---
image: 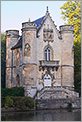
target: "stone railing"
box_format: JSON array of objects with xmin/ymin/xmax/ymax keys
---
[
  {"xmin": 38, "ymin": 86, "xmax": 62, "ymax": 99},
  {"xmin": 37, "ymin": 86, "xmax": 79, "ymax": 99},
  {"xmin": 39, "ymin": 60, "xmax": 59, "ymax": 67}
]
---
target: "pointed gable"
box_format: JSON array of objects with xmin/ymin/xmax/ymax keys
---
[{"xmin": 33, "ymin": 6, "xmax": 59, "ymax": 34}]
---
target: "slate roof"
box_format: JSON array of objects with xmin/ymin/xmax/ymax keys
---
[
  {"xmin": 11, "ymin": 36, "xmax": 22, "ymax": 50},
  {"xmin": 33, "ymin": 16, "xmax": 45, "ymax": 28},
  {"xmin": 11, "ymin": 16, "xmax": 46, "ymax": 50}
]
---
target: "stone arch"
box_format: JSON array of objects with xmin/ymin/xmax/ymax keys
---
[
  {"xmin": 43, "ymin": 74, "xmax": 52, "ymax": 87},
  {"xmin": 44, "ymin": 44, "xmax": 53, "ymax": 61}
]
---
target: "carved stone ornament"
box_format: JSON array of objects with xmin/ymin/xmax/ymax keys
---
[{"xmin": 43, "ymin": 28, "xmax": 54, "ymax": 42}]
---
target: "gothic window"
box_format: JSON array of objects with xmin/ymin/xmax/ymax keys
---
[
  {"xmin": 45, "ymin": 47, "xmax": 50, "ymax": 61},
  {"xmin": 24, "ymin": 43, "xmax": 30, "ymax": 57}
]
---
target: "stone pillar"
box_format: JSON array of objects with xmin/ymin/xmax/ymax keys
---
[
  {"xmin": 60, "ymin": 25, "xmax": 74, "ymax": 89},
  {"xmin": 6, "ymin": 30, "xmax": 19, "ymax": 88}
]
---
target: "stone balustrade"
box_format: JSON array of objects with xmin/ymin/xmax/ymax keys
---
[
  {"xmin": 36, "ymin": 86, "xmax": 79, "ymax": 99},
  {"xmin": 39, "ymin": 60, "xmax": 59, "ymax": 67}
]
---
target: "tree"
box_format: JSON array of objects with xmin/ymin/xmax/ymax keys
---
[
  {"xmin": 1, "ymin": 33, "xmax": 6, "ymax": 88},
  {"xmin": 60, "ymin": 0, "xmax": 81, "ymax": 96},
  {"xmin": 61, "ymin": 0, "xmax": 81, "ymax": 43},
  {"xmin": 74, "ymin": 41, "xmax": 81, "ymax": 96}
]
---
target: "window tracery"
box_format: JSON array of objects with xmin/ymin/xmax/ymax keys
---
[{"xmin": 44, "ymin": 45, "xmax": 53, "ymax": 61}]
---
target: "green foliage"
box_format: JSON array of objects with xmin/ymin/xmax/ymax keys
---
[
  {"xmin": 1, "ymin": 87, "xmax": 24, "ymax": 97},
  {"xmin": 1, "ymin": 33, "xmax": 6, "ymax": 88},
  {"xmin": 1, "ymin": 97, "xmax": 5, "ymax": 108},
  {"xmin": 2, "ymin": 96, "xmax": 34, "ymax": 110},
  {"xmin": 23, "ymin": 96, "xmax": 34, "ymax": 109},
  {"xmin": 74, "ymin": 41, "xmax": 81, "ymax": 96},
  {"xmin": 13, "ymin": 97, "xmax": 34, "ymax": 110},
  {"xmin": 5, "ymin": 96, "xmax": 14, "ymax": 108},
  {"xmin": 60, "ymin": 0, "xmax": 81, "ymax": 43},
  {"xmin": 60, "ymin": 0, "xmax": 81, "ymax": 95}
]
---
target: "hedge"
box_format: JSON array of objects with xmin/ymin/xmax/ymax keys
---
[
  {"xmin": 1, "ymin": 96, "xmax": 34, "ymax": 110},
  {"xmin": 1, "ymin": 87, "xmax": 24, "ymax": 97},
  {"xmin": 4, "ymin": 96, "xmax": 14, "ymax": 108}
]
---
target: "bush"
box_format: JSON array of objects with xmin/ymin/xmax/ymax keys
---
[
  {"xmin": 13, "ymin": 96, "xmax": 34, "ymax": 110},
  {"xmin": 1, "ymin": 97, "xmax": 5, "ymax": 108},
  {"xmin": 13, "ymin": 97, "xmax": 24, "ymax": 110},
  {"xmin": 1, "ymin": 87, "xmax": 24, "ymax": 97},
  {"xmin": 5, "ymin": 96, "xmax": 13, "ymax": 108},
  {"xmin": 21, "ymin": 97, "xmax": 34, "ymax": 109},
  {"xmin": 1, "ymin": 96, "xmax": 34, "ymax": 110}
]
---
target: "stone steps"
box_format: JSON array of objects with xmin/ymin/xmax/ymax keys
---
[{"xmin": 36, "ymin": 86, "xmax": 79, "ymax": 99}]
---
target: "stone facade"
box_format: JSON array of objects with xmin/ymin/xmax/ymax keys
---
[{"xmin": 6, "ymin": 7, "xmax": 78, "ymax": 98}]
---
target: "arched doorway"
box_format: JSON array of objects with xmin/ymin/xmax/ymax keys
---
[{"xmin": 43, "ymin": 74, "xmax": 52, "ymax": 87}]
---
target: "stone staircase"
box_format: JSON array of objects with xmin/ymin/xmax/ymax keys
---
[{"xmin": 36, "ymin": 86, "xmax": 79, "ymax": 99}]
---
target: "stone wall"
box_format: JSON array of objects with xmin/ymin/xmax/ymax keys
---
[
  {"xmin": 36, "ymin": 98, "xmax": 81, "ymax": 109},
  {"xmin": 22, "ymin": 64, "xmax": 37, "ymax": 86},
  {"xmin": 6, "ymin": 30, "xmax": 19, "ymax": 88}
]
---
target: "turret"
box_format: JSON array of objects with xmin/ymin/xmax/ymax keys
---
[
  {"xmin": 21, "ymin": 19, "xmax": 37, "ymax": 64},
  {"xmin": 6, "ymin": 30, "xmax": 19, "ymax": 87},
  {"xmin": 60, "ymin": 25, "xmax": 74, "ymax": 89}
]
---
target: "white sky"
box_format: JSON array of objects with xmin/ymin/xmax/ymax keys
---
[{"xmin": 1, "ymin": 1, "xmax": 66, "ymax": 35}]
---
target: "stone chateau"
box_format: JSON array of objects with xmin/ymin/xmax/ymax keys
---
[{"xmin": 6, "ymin": 7, "xmax": 79, "ymax": 99}]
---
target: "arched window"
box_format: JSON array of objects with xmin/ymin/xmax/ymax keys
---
[
  {"xmin": 24, "ymin": 43, "xmax": 30, "ymax": 57},
  {"xmin": 45, "ymin": 47, "xmax": 51, "ymax": 61}
]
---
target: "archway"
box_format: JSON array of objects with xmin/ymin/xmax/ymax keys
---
[{"xmin": 43, "ymin": 74, "xmax": 52, "ymax": 87}]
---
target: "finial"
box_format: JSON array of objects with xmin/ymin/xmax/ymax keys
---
[
  {"xmin": 46, "ymin": 6, "xmax": 49, "ymax": 13},
  {"xmin": 28, "ymin": 18, "xmax": 31, "ymax": 22}
]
